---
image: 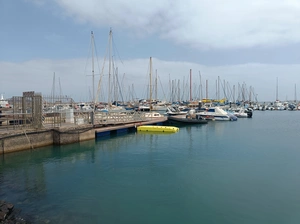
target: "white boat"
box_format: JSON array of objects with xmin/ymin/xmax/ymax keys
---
[
  {"xmin": 167, "ymin": 114, "xmax": 208, "ymax": 124},
  {"xmin": 232, "ymin": 108, "xmax": 253, "ymax": 118},
  {"xmin": 136, "ymin": 105, "xmax": 151, "ymax": 112},
  {"xmin": 165, "ymin": 106, "xmax": 188, "ymax": 116},
  {"xmin": 196, "ymin": 107, "xmax": 237, "ymax": 121},
  {"xmin": 0, "ymin": 94, "xmax": 10, "ymax": 108},
  {"xmin": 144, "ymin": 112, "xmax": 164, "ymax": 118}
]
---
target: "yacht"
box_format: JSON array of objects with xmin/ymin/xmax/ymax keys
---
[
  {"xmin": 165, "ymin": 105, "xmax": 189, "ymax": 116},
  {"xmin": 196, "ymin": 106, "xmax": 237, "ymax": 121},
  {"xmin": 0, "ymin": 94, "xmax": 10, "ymax": 108},
  {"xmin": 232, "ymin": 108, "xmax": 253, "ymax": 118}
]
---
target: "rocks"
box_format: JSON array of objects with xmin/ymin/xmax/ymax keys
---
[{"xmin": 0, "ymin": 201, "xmax": 29, "ymax": 224}]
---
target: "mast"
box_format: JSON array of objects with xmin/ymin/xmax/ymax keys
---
[
  {"xmin": 190, "ymin": 69, "xmax": 192, "ymax": 101},
  {"xmin": 199, "ymin": 71, "xmax": 202, "ymax": 100},
  {"xmin": 149, "ymin": 57, "xmax": 152, "ymax": 110},
  {"xmin": 52, "ymin": 72, "xmax": 55, "ymax": 105},
  {"xmin": 295, "ymin": 84, "xmax": 297, "ymax": 103},
  {"xmin": 91, "ymin": 31, "xmax": 95, "ymax": 103},
  {"xmin": 177, "ymin": 79, "xmax": 180, "ymax": 102},
  {"xmin": 215, "ymin": 80, "xmax": 217, "ymax": 101},
  {"xmin": 155, "ymin": 69, "xmax": 158, "ymax": 101},
  {"xmin": 233, "ymin": 85, "xmax": 235, "ymax": 103},
  {"xmin": 172, "ymin": 80, "xmax": 174, "ymax": 103},
  {"xmin": 108, "ymin": 28, "xmax": 112, "ymax": 107},
  {"xmin": 59, "ymin": 77, "xmax": 62, "ymax": 103},
  {"xmin": 168, "ymin": 74, "xmax": 171, "ymax": 102},
  {"xmin": 276, "ymin": 77, "xmax": 279, "ymax": 101},
  {"xmin": 206, "ymin": 79, "xmax": 208, "ymax": 99},
  {"xmin": 217, "ymin": 76, "xmax": 220, "ymax": 101}
]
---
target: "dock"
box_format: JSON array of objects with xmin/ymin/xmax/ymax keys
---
[
  {"xmin": 94, "ymin": 117, "xmax": 166, "ymax": 137},
  {"xmin": 0, "ymin": 115, "xmax": 167, "ymax": 154},
  {"xmin": 0, "ymin": 91, "xmax": 170, "ymax": 154}
]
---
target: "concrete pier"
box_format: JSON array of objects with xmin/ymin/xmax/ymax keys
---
[{"xmin": 0, "ymin": 117, "xmax": 167, "ymax": 154}]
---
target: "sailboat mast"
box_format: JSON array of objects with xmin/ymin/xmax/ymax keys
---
[
  {"xmin": 276, "ymin": 77, "xmax": 278, "ymax": 101},
  {"xmin": 59, "ymin": 77, "xmax": 62, "ymax": 103},
  {"xmin": 206, "ymin": 79, "xmax": 208, "ymax": 99},
  {"xmin": 149, "ymin": 57, "xmax": 152, "ymax": 109},
  {"xmin": 108, "ymin": 28, "xmax": 112, "ymax": 107},
  {"xmin": 91, "ymin": 31, "xmax": 95, "ymax": 103},
  {"xmin": 199, "ymin": 71, "xmax": 202, "ymax": 100},
  {"xmin": 295, "ymin": 84, "xmax": 297, "ymax": 102},
  {"xmin": 155, "ymin": 69, "xmax": 157, "ymax": 101},
  {"xmin": 190, "ymin": 69, "xmax": 192, "ymax": 101},
  {"xmin": 52, "ymin": 72, "xmax": 55, "ymax": 105}
]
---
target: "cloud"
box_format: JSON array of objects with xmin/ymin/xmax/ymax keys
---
[
  {"xmin": 1, "ymin": 58, "xmax": 299, "ymax": 102},
  {"xmin": 48, "ymin": 0, "xmax": 300, "ymax": 49}
]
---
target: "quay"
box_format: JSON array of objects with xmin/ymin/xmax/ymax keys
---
[
  {"xmin": 0, "ymin": 116, "xmax": 167, "ymax": 154},
  {"xmin": 0, "ymin": 91, "xmax": 170, "ymax": 154}
]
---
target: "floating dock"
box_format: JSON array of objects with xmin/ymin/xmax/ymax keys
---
[{"xmin": 137, "ymin": 125, "xmax": 179, "ymax": 133}]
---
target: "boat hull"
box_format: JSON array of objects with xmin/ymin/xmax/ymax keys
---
[{"xmin": 168, "ymin": 115, "xmax": 208, "ymax": 124}]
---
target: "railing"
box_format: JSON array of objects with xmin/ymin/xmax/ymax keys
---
[
  {"xmin": 0, "ymin": 112, "xmax": 36, "ymax": 130},
  {"xmin": 0, "ymin": 109, "xmax": 164, "ymax": 131},
  {"xmin": 93, "ymin": 111, "xmax": 146, "ymax": 125}
]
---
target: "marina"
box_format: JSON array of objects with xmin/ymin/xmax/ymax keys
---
[
  {"xmin": 2, "ymin": 90, "xmax": 300, "ymax": 155},
  {"xmin": 3, "ymin": 2, "xmax": 300, "ymax": 223}
]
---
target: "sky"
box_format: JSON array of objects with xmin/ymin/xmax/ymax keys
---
[{"xmin": 1, "ymin": 0, "xmax": 300, "ymax": 103}]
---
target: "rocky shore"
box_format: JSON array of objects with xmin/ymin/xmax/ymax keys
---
[{"xmin": 0, "ymin": 201, "xmax": 30, "ymax": 224}]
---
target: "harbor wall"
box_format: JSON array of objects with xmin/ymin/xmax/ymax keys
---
[
  {"xmin": 0, "ymin": 126, "xmax": 95, "ymax": 154},
  {"xmin": 0, "ymin": 118, "xmax": 167, "ymax": 154},
  {"xmin": 52, "ymin": 126, "xmax": 95, "ymax": 145},
  {"xmin": 0, "ymin": 131, "xmax": 53, "ymax": 154}
]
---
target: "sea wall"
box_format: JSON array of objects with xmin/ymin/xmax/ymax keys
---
[
  {"xmin": 0, "ymin": 125, "xmax": 95, "ymax": 154},
  {"xmin": 52, "ymin": 125, "xmax": 95, "ymax": 145}
]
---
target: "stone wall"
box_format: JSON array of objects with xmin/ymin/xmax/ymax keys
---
[
  {"xmin": 0, "ymin": 131, "xmax": 53, "ymax": 154},
  {"xmin": 0, "ymin": 125, "xmax": 95, "ymax": 154},
  {"xmin": 53, "ymin": 125, "xmax": 95, "ymax": 145}
]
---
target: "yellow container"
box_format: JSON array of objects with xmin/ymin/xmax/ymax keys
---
[{"xmin": 137, "ymin": 125, "xmax": 179, "ymax": 133}]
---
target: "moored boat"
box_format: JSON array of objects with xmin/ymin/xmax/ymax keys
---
[
  {"xmin": 0, "ymin": 94, "xmax": 10, "ymax": 108},
  {"xmin": 165, "ymin": 105, "xmax": 189, "ymax": 116},
  {"xmin": 196, "ymin": 106, "xmax": 237, "ymax": 121},
  {"xmin": 232, "ymin": 108, "xmax": 253, "ymax": 118},
  {"xmin": 167, "ymin": 115, "xmax": 208, "ymax": 124}
]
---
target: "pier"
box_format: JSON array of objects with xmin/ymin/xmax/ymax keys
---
[{"xmin": 0, "ymin": 109, "xmax": 167, "ymax": 154}]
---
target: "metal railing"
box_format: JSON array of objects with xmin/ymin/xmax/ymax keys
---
[{"xmin": 0, "ymin": 108, "xmax": 164, "ymax": 131}]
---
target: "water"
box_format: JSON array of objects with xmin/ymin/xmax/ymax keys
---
[{"xmin": 1, "ymin": 111, "xmax": 300, "ymax": 224}]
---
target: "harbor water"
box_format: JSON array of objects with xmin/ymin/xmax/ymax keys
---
[{"xmin": 1, "ymin": 111, "xmax": 300, "ymax": 223}]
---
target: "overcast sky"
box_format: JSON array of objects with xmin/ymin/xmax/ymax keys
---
[{"xmin": 1, "ymin": 0, "xmax": 300, "ymax": 102}]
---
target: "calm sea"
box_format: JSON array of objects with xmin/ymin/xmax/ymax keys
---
[{"xmin": 1, "ymin": 111, "xmax": 300, "ymax": 224}]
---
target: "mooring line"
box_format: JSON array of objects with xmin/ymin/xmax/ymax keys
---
[{"xmin": 23, "ymin": 130, "xmax": 34, "ymax": 150}]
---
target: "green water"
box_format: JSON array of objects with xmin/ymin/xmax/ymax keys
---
[{"xmin": 1, "ymin": 111, "xmax": 300, "ymax": 223}]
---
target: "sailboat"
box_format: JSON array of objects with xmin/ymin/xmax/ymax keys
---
[
  {"xmin": 151, "ymin": 69, "xmax": 168, "ymax": 112},
  {"xmin": 94, "ymin": 29, "xmax": 125, "ymax": 112},
  {"xmin": 274, "ymin": 77, "xmax": 284, "ymax": 110},
  {"xmin": 140, "ymin": 57, "xmax": 164, "ymax": 118}
]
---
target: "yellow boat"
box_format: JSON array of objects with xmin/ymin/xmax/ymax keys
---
[{"xmin": 137, "ymin": 125, "xmax": 179, "ymax": 133}]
